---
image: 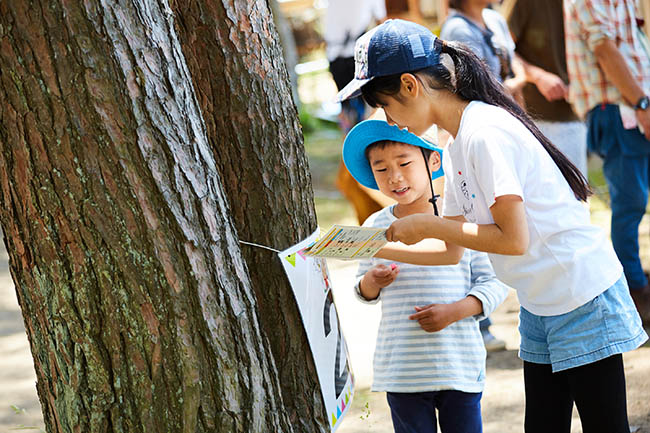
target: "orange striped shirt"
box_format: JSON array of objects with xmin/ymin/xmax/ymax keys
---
[{"xmin": 564, "ymin": 0, "xmax": 650, "ymax": 118}]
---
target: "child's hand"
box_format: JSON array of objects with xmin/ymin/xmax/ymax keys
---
[
  {"xmin": 408, "ymin": 303, "xmax": 457, "ymax": 332},
  {"xmin": 359, "ymin": 264, "xmax": 400, "ymax": 301},
  {"xmin": 385, "ymin": 214, "xmax": 429, "ymax": 245},
  {"xmin": 366, "ymin": 263, "xmax": 399, "ymax": 289}
]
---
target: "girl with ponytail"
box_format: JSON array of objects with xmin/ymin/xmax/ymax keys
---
[{"xmin": 337, "ymin": 19, "xmax": 646, "ymax": 433}]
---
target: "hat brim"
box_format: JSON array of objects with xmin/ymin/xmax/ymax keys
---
[
  {"xmin": 343, "ymin": 120, "xmax": 444, "ymax": 190},
  {"xmin": 335, "ymin": 77, "xmax": 372, "ymax": 102}
]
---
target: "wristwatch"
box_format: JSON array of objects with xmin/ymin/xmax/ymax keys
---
[{"xmin": 635, "ymin": 95, "xmax": 649, "ymax": 111}]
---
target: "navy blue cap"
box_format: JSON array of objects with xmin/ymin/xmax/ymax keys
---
[
  {"xmin": 343, "ymin": 119, "xmax": 444, "ymax": 190},
  {"xmin": 336, "ymin": 19, "xmax": 443, "ymax": 102}
]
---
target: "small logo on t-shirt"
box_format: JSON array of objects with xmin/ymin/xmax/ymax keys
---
[
  {"xmin": 458, "ymin": 179, "xmax": 476, "ymax": 222},
  {"xmin": 462, "ymin": 202, "xmax": 476, "ymax": 222},
  {"xmin": 460, "ymin": 180, "xmax": 470, "ymax": 200}
]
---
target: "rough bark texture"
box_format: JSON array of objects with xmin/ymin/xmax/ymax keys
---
[
  {"xmin": 0, "ymin": 0, "xmax": 323, "ymax": 432},
  {"xmin": 270, "ymin": 0, "xmax": 301, "ymax": 107},
  {"xmin": 170, "ymin": 2, "xmax": 327, "ymax": 432}
]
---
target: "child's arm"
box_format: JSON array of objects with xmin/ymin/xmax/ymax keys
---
[
  {"xmin": 375, "ymin": 237, "xmax": 465, "ymax": 266},
  {"xmin": 385, "ymin": 197, "xmax": 529, "ymax": 257},
  {"xmin": 357, "ymin": 264, "xmax": 400, "ymax": 301},
  {"xmin": 465, "ymin": 250, "xmax": 509, "ymax": 320}
]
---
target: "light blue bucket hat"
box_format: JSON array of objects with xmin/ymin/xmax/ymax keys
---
[{"xmin": 342, "ymin": 119, "xmax": 444, "ymax": 190}]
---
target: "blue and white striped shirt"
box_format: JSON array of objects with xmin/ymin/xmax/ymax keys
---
[{"xmin": 355, "ymin": 206, "xmax": 509, "ymax": 393}]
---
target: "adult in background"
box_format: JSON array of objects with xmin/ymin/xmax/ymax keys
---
[
  {"xmin": 565, "ymin": 0, "xmax": 650, "ymax": 325},
  {"xmin": 325, "ymin": 0, "xmax": 388, "ymax": 223},
  {"xmin": 385, "ymin": 0, "xmax": 424, "ymax": 23},
  {"xmin": 440, "ymin": 0, "xmax": 525, "ymax": 100},
  {"xmin": 440, "ymin": 0, "xmax": 525, "ymax": 351},
  {"xmin": 502, "ymin": 0, "xmax": 587, "ymax": 177}
]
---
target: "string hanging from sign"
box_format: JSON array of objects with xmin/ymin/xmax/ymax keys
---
[{"xmin": 238, "ymin": 240, "xmax": 281, "ymax": 253}]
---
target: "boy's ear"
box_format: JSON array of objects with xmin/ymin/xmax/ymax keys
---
[{"xmin": 429, "ymin": 149, "xmax": 442, "ymax": 173}]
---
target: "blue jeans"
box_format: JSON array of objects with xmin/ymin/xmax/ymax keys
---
[
  {"xmin": 587, "ymin": 104, "xmax": 650, "ymax": 290},
  {"xmin": 386, "ymin": 390, "xmax": 482, "ymax": 433},
  {"xmin": 479, "ymin": 317, "xmax": 491, "ymax": 332}
]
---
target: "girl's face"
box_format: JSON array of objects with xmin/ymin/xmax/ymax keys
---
[
  {"xmin": 376, "ymin": 75, "xmax": 436, "ymax": 136},
  {"xmin": 368, "ymin": 143, "xmax": 439, "ymax": 207},
  {"xmin": 380, "ymin": 95, "xmax": 434, "ymax": 137}
]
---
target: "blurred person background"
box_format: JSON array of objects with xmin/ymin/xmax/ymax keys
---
[{"xmin": 501, "ymin": 0, "xmax": 588, "ymax": 177}]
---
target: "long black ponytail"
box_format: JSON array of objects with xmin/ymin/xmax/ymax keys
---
[{"xmin": 361, "ymin": 40, "xmax": 592, "ymax": 202}]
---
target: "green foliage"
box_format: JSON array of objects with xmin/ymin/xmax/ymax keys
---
[
  {"xmin": 298, "ymin": 108, "xmax": 321, "ymax": 135},
  {"xmin": 10, "ymin": 405, "xmax": 26, "ymax": 415},
  {"xmin": 8, "ymin": 405, "xmax": 45, "ymax": 432},
  {"xmin": 298, "ymin": 105, "xmax": 339, "ymax": 136},
  {"xmin": 359, "ymin": 401, "xmax": 371, "ymax": 420},
  {"xmin": 314, "ymin": 197, "xmax": 356, "ymax": 229}
]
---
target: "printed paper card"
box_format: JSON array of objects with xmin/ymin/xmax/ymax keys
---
[{"xmin": 304, "ymin": 225, "xmax": 387, "ymax": 259}]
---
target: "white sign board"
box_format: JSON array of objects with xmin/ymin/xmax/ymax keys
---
[{"xmin": 278, "ymin": 229, "xmax": 354, "ymax": 431}]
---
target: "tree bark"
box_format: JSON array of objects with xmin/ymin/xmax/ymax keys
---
[
  {"xmin": 170, "ymin": 2, "xmax": 328, "ymax": 431},
  {"xmin": 0, "ymin": 0, "xmax": 324, "ymax": 432}
]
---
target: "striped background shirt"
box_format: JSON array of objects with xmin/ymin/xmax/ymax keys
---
[
  {"xmin": 564, "ymin": 0, "xmax": 650, "ymax": 118},
  {"xmin": 355, "ymin": 206, "xmax": 509, "ymax": 393}
]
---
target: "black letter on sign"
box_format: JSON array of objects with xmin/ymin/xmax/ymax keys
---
[{"xmin": 323, "ymin": 290, "xmax": 350, "ymax": 398}]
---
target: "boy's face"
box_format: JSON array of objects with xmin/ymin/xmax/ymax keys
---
[{"xmin": 368, "ymin": 143, "xmax": 439, "ymax": 206}]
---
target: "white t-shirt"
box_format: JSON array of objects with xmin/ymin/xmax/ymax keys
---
[
  {"xmin": 442, "ymin": 101, "xmax": 622, "ymax": 316},
  {"xmin": 324, "ymin": 0, "xmax": 386, "ymax": 61}
]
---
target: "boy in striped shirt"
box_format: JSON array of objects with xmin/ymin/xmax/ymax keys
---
[{"xmin": 343, "ymin": 120, "xmax": 508, "ymax": 433}]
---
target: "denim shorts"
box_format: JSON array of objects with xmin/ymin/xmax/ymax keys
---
[{"xmin": 519, "ymin": 275, "xmax": 648, "ymax": 372}]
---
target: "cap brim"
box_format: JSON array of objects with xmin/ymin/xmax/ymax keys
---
[
  {"xmin": 335, "ymin": 77, "xmax": 372, "ymax": 102},
  {"xmin": 342, "ymin": 120, "xmax": 444, "ymax": 190}
]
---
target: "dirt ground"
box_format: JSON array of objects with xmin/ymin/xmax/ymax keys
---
[
  {"xmin": 0, "ymin": 245, "xmax": 45, "ymax": 431},
  {"xmin": 0, "ymin": 235, "xmax": 649, "ymax": 433}
]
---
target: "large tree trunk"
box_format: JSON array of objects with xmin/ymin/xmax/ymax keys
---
[
  {"xmin": 0, "ymin": 1, "xmax": 326, "ymax": 432},
  {"xmin": 169, "ymin": 2, "xmax": 327, "ymax": 431}
]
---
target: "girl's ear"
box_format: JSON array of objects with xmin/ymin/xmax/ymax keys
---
[{"xmin": 399, "ymin": 73, "xmax": 419, "ymax": 98}]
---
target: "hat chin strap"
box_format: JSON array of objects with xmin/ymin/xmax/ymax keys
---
[{"xmin": 420, "ymin": 147, "xmax": 440, "ymax": 216}]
